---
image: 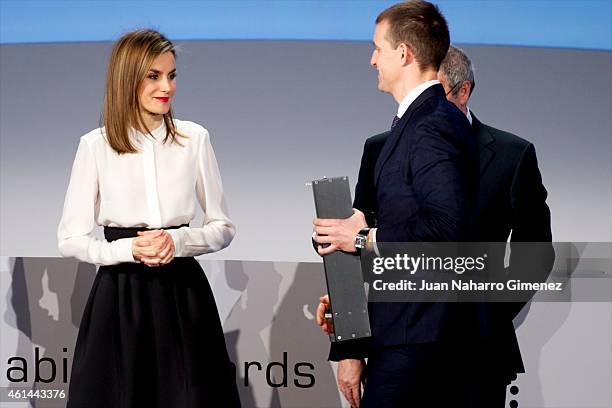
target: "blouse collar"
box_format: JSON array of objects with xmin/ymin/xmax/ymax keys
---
[{"xmin": 131, "ymin": 120, "xmax": 166, "ymax": 142}]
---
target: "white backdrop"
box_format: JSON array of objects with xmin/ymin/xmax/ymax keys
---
[{"xmin": 1, "ymin": 41, "xmax": 611, "ymax": 407}]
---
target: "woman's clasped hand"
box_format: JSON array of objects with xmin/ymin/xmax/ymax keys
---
[{"xmin": 132, "ymin": 230, "xmax": 175, "ymax": 266}]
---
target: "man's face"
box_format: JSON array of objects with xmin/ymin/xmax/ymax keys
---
[{"xmin": 370, "ymin": 20, "xmax": 403, "ymax": 94}]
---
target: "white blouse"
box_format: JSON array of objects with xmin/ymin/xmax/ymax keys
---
[{"xmin": 57, "ymin": 119, "xmax": 235, "ymax": 266}]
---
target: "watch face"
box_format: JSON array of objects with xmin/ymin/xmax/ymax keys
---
[{"xmin": 355, "ymin": 235, "xmax": 367, "ymax": 249}]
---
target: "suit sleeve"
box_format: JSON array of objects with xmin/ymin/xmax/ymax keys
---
[
  {"xmin": 354, "ymin": 138, "xmax": 377, "ymax": 225},
  {"xmin": 376, "ymin": 121, "xmax": 472, "ymax": 243},
  {"xmin": 507, "ymin": 143, "xmax": 555, "ymax": 318},
  {"xmin": 509, "ymin": 144, "xmax": 552, "ymax": 242},
  {"xmin": 328, "ymin": 337, "xmax": 370, "ymax": 361}
]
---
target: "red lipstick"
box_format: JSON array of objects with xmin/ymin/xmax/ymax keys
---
[{"xmin": 154, "ymin": 97, "xmax": 169, "ymax": 103}]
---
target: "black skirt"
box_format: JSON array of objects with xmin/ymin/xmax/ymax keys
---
[{"xmin": 67, "ymin": 226, "xmax": 240, "ymax": 408}]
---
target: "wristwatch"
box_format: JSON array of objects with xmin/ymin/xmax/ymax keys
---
[{"xmin": 355, "ymin": 228, "xmax": 371, "ymax": 250}]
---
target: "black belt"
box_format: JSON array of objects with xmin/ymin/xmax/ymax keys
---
[{"xmin": 104, "ymin": 224, "xmax": 188, "ymax": 242}]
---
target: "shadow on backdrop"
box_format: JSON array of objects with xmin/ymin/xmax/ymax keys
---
[
  {"xmin": 512, "ymin": 243, "xmax": 582, "ymax": 406},
  {"xmin": 224, "ymin": 260, "xmax": 282, "ymax": 408},
  {"xmin": 269, "ymin": 262, "xmax": 342, "ymax": 408},
  {"xmin": 5, "ymin": 257, "xmax": 96, "ymax": 408}
]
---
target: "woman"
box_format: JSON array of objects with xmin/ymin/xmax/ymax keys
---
[{"xmin": 58, "ymin": 30, "xmax": 240, "ymax": 407}]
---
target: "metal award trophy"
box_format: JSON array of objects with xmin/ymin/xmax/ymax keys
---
[{"xmin": 311, "ymin": 176, "xmax": 371, "ymax": 342}]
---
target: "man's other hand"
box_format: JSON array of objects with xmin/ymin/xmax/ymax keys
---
[
  {"xmin": 337, "ymin": 358, "xmax": 366, "ymax": 408},
  {"xmin": 316, "ymin": 294, "xmax": 334, "ymax": 335}
]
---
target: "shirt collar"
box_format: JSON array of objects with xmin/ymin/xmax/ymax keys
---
[
  {"xmin": 149, "ymin": 120, "xmax": 166, "ymax": 140},
  {"xmin": 466, "ymin": 106, "xmax": 473, "ymax": 125},
  {"xmin": 396, "ymin": 79, "xmax": 440, "ymax": 119},
  {"xmin": 132, "ymin": 120, "xmax": 166, "ymax": 142}
]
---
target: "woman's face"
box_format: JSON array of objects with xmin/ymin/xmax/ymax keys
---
[{"xmin": 138, "ymin": 51, "xmax": 176, "ymax": 119}]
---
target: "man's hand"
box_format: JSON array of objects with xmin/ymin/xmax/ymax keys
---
[
  {"xmin": 132, "ymin": 230, "xmax": 175, "ymax": 267},
  {"xmin": 313, "ymin": 209, "xmax": 367, "ymax": 256},
  {"xmin": 316, "ymin": 294, "xmax": 333, "ymax": 335},
  {"xmin": 337, "ymin": 358, "xmax": 366, "ymax": 408}
]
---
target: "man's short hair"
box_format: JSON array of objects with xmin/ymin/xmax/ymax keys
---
[
  {"xmin": 440, "ymin": 45, "xmax": 476, "ymax": 96},
  {"xmin": 376, "ymin": 0, "xmax": 450, "ymax": 71}
]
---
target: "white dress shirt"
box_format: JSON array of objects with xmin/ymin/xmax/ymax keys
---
[
  {"xmin": 58, "ymin": 119, "xmax": 235, "ymax": 266},
  {"xmin": 396, "ymin": 79, "xmax": 440, "ymax": 119},
  {"xmin": 466, "ymin": 106, "xmax": 473, "ymax": 125}
]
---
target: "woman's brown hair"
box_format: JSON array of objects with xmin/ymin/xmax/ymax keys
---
[{"xmin": 103, "ymin": 29, "xmax": 182, "ymax": 154}]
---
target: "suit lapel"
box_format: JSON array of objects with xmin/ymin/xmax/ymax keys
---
[
  {"xmin": 374, "ymin": 84, "xmax": 445, "ymax": 186},
  {"xmin": 471, "ymin": 113, "xmax": 496, "ymax": 176},
  {"xmin": 373, "ymin": 107, "xmax": 410, "ymax": 185}
]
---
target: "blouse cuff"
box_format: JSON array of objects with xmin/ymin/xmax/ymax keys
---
[
  {"xmin": 115, "ymin": 237, "xmax": 138, "ymax": 263},
  {"xmin": 167, "ymin": 228, "xmax": 184, "ymax": 258}
]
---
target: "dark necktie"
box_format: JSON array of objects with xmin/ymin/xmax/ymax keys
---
[{"xmin": 391, "ymin": 115, "xmax": 400, "ymax": 130}]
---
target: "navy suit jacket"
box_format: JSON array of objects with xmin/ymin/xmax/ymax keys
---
[
  {"xmin": 330, "ymin": 105, "xmax": 553, "ymax": 379},
  {"xmin": 330, "ymin": 84, "xmax": 479, "ymax": 359},
  {"xmin": 374, "ymin": 85, "xmax": 478, "ymax": 243}
]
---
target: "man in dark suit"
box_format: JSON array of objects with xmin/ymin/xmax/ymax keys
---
[
  {"xmin": 313, "ymin": 2, "xmax": 479, "ymax": 407},
  {"xmin": 437, "ymin": 45, "xmax": 554, "ymax": 389},
  {"xmin": 355, "ymin": 46, "xmax": 553, "ymax": 256},
  {"xmin": 438, "ymin": 45, "xmax": 553, "ymax": 245},
  {"xmin": 316, "ymin": 44, "xmax": 554, "ymax": 407}
]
